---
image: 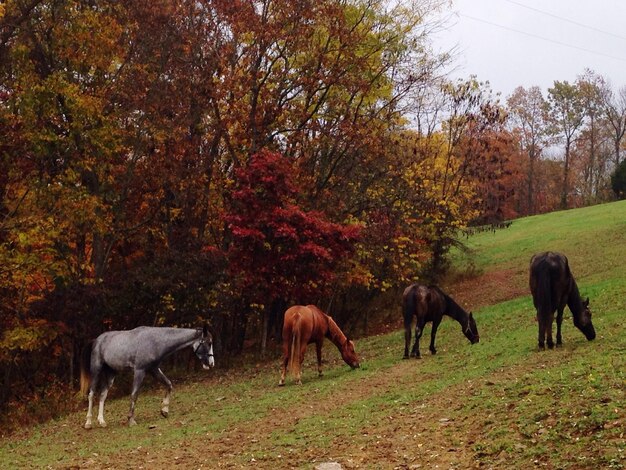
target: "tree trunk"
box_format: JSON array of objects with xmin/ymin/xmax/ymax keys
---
[
  {"xmin": 528, "ymin": 145, "xmax": 536, "ymax": 214},
  {"xmin": 69, "ymin": 339, "xmax": 75, "ymax": 388},
  {"xmin": 561, "ymin": 140, "xmax": 571, "ymax": 209},
  {"xmin": 261, "ymin": 308, "xmax": 269, "ymax": 357}
]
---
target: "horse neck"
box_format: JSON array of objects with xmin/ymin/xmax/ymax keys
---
[
  {"xmin": 159, "ymin": 328, "xmax": 201, "ymax": 355},
  {"xmin": 567, "ymin": 279, "xmax": 585, "ymax": 318},
  {"xmin": 442, "ymin": 294, "xmax": 470, "ymax": 327},
  {"xmin": 325, "ymin": 316, "xmax": 347, "ymax": 349}
]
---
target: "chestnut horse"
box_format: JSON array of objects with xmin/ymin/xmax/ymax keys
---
[
  {"xmin": 403, "ymin": 284, "xmax": 479, "ymax": 359},
  {"xmin": 279, "ymin": 305, "xmax": 359, "ymax": 386},
  {"xmin": 529, "ymin": 251, "xmax": 596, "ymax": 349}
]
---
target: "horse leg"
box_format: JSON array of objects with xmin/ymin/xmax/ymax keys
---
[
  {"xmin": 545, "ymin": 312, "xmax": 555, "ymax": 349},
  {"xmin": 97, "ymin": 370, "xmax": 115, "ymax": 428},
  {"xmin": 84, "ymin": 370, "xmax": 100, "ymax": 429},
  {"xmin": 279, "ymin": 351, "xmax": 289, "ymax": 386},
  {"xmin": 411, "ymin": 321, "xmax": 424, "ymax": 358},
  {"xmin": 128, "ymin": 369, "xmax": 146, "ymax": 426},
  {"xmin": 403, "ymin": 321, "xmax": 412, "ymax": 359},
  {"xmin": 316, "ymin": 340, "xmax": 323, "ymax": 377},
  {"xmin": 296, "ymin": 345, "xmax": 307, "ymax": 385},
  {"xmin": 556, "ymin": 308, "xmax": 564, "ymax": 346},
  {"xmin": 151, "ymin": 368, "xmax": 173, "ymax": 418},
  {"xmin": 537, "ymin": 314, "xmax": 546, "ymax": 350},
  {"xmin": 429, "ymin": 318, "xmax": 441, "ymax": 355},
  {"xmin": 279, "ymin": 333, "xmax": 290, "ymax": 386}
]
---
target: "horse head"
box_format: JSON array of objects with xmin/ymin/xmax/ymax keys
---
[
  {"xmin": 340, "ymin": 339, "xmax": 360, "ymax": 369},
  {"xmin": 463, "ymin": 312, "xmax": 480, "ymax": 344},
  {"xmin": 193, "ymin": 325, "xmax": 215, "ymax": 369},
  {"xmin": 574, "ymin": 297, "xmax": 596, "ymax": 341}
]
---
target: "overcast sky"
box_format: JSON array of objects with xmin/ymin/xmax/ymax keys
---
[{"xmin": 432, "ymin": 0, "xmax": 626, "ymax": 99}]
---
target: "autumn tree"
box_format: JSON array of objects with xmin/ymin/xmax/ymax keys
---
[
  {"xmin": 0, "ymin": 0, "xmax": 135, "ymax": 413},
  {"xmin": 507, "ymin": 86, "xmax": 549, "ymax": 214},
  {"xmin": 600, "ymin": 82, "xmax": 626, "ymax": 168},
  {"xmin": 547, "ymin": 81, "xmax": 585, "ymax": 209},
  {"xmin": 576, "ymin": 70, "xmax": 613, "ymax": 202},
  {"xmin": 0, "ymin": 0, "xmax": 233, "ymax": 419},
  {"xmin": 412, "ymin": 78, "xmax": 511, "ymax": 280},
  {"xmin": 225, "ymin": 150, "xmax": 359, "ymax": 354}
]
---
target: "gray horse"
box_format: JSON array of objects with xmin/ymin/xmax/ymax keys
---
[{"xmin": 80, "ymin": 325, "xmax": 214, "ymax": 429}]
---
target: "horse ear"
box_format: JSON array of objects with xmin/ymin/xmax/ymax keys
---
[
  {"xmin": 469, "ymin": 312, "xmax": 474, "ymax": 320},
  {"xmin": 583, "ymin": 297, "xmax": 589, "ymax": 307},
  {"xmin": 202, "ymin": 323, "xmax": 209, "ymax": 337}
]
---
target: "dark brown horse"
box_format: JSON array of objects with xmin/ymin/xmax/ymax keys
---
[
  {"xmin": 403, "ymin": 284, "xmax": 479, "ymax": 359},
  {"xmin": 279, "ymin": 305, "xmax": 359, "ymax": 386},
  {"xmin": 529, "ymin": 251, "xmax": 595, "ymax": 349}
]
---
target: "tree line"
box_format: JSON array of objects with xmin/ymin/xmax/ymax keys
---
[{"xmin": 0, "ymin": 0, "xmax": 624, "ymax": 428}]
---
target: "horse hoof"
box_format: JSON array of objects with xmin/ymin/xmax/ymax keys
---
[
  {"xmin": 403, "ymin": 355, "xmax": 409, "ymax": 360},
  {"xmin": 278, "ymin": 381, "xmax": 285, "ymax": 387},
  {"xmin": 98, "ymin": 421, "xmax": 107, "ymax": 428},
  {"xmin": 84, "ymin": 422, "xmax": 92, "ymax": 430},
  {"xmin": 296, "ymin": 380, "xmax": 302, "ymax": 385},
  {"xmin": 161, "ymin": 410, "xmax": 169, "ymax": 418},
  {"xmin": 128, "ymin": 419, "xmax": 137, "ymax": 427}
]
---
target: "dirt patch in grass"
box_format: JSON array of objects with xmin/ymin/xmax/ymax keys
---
[{"xmin": 448, "ymin": 268, "xmax": 528, "ymax": 310}]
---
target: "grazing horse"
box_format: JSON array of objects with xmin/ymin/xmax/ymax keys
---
[
  {"xmin": 529, "ymin": 251, "xmax": 596, "ymax": 349},
  {"xmin": 80, "ymin": 325, "xmax": 214, "ymax": 429},
  {"xmin": 403, "ymin": 284, "xmax": 479, "ymax": 359},
  {"xmin": 279, "ymin": 305, "xmax": 359, "ymax": 386}
]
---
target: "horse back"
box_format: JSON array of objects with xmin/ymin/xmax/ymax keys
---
[
  {"xmin": 530, "ymin": 251, "xmax": 571, "ymax": 314},
  {"xmin": 283, "ymin": 306, "xmax": 318, "ymax": 345},
  {"xmin": 403, "ymin": 284, "xmax": 445, "ymax": 324},
  {"xmin": 93, "ymin": 330, "xmax": 139, "ymax": 371}
]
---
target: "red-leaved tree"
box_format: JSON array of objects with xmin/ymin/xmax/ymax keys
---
[{"xmin": 226, "ymin": 150, "xmax": 360, "ymax": 353}]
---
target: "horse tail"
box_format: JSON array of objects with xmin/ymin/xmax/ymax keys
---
[
  {"xmin": 288, "ymin": 315, "xmax": 302, "ymax": 380},
  {"xmin": 402, "ymin": 285, "xmax": 416, "ymax": 330},
  {"xmin": 79, "ymin": 341, "xmax": 94, "ymax": 395},
  {"xmin": 532, "ymin": 259, "xmax": 553, "ymax": 315}
]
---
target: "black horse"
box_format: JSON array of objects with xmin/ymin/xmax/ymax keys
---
[
  {"xmin": 529, "ymin": 251, "xmax": 596, "ymax": 349},
  {"xmin": 402, "ymin": 284, "xmax": 479, "ymax": 359}
]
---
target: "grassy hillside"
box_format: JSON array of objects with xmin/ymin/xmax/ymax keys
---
[{"xmin": 1, "ymin": 201, "xmax": 625, "ymax": 469}]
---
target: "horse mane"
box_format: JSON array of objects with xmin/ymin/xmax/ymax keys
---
[
  {"xmin": 323, "ymin": 312, "xmax": 348, "ymax": 347},
  {"xmin": 566, "ymin": 270, "xmax": 586, "ymax": 320},
  {"xmin": 431, "ymin": 285, "xmax": 469, "ymax": 325}
]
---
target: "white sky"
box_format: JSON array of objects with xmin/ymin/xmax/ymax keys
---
[{"xmin": 432, "ymin": 0, "xmax": 626, "ymax": 99}]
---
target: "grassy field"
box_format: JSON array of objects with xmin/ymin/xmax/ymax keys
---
[{"xmin": 1, "ymin": 201, "xmax": 625, "ymax": 469}]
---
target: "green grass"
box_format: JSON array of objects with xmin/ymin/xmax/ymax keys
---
[
  {"xmin": 452, "ymin": 199, "xmax": 626, "ymax": 278},
  {"xmin": 1, "ymin": 200, "xmax": 625, "ymax": 469}
]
